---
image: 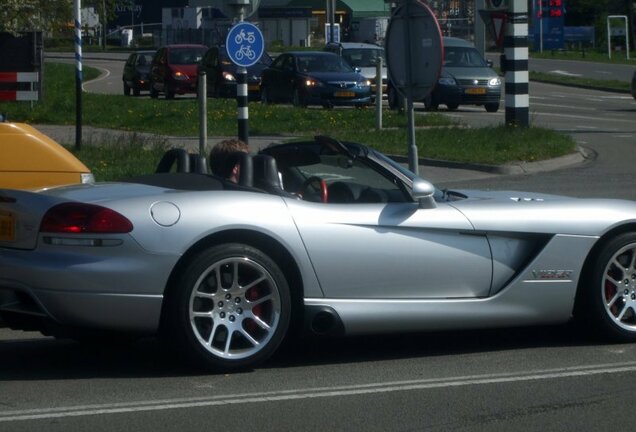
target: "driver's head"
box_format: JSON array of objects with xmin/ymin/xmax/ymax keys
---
[{"xmin": 210, "ymin": 139, "xmax": 249, "ymax": 183}]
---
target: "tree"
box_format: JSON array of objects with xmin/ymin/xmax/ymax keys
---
[{"xmin": 0, "ymin": 0, "xmax": 73, "ymax": 34}]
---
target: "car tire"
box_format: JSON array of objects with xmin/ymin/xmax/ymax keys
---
[
  {"xmin": 485, "ymin": 102, "xmax": 500, "ymax": 112},
  {"xmin": 446, "ymin": 103, "xmax": 459, "ymax": 111},
  {"xmin": 150, "ymin": 84, "xmax": 159, "ymax": 99},
  {"xmin": 387, "ymin": 85, "xmax": 403, "ymax": 111},
  {"xmin": 292, "ymin": 88, "xmax": 306, "ymax": 108},
  {"xmin": 424, "ymin": 95, "xmax": 438, "ymax": 111},
  {"xmin": 261, "ymin": 86, "xmax": 271, "ymax": 105},
  {"xmin": 163, "ymin": 243, "xmax": 291, "ymax": 371},
  {"xmin": 579, "ymin": 232, "xmax": 636, "ymax": 342},
  {"xmin": 123, "ymin": 82, "xmax": 131, "ymax": 96}
]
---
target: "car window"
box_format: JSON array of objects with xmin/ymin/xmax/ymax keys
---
[
  {"xmin": 136, "ymin": 54, "xmax": 151, "ymax": 66},
  {"xmin": 342, "ymin": 48, "xmax": 385, "ymax": 68},
  {"xmin": 271, "ymin": 54, "xmax": 287, "ymax": 69}
]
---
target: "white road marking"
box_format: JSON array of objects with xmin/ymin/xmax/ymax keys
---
[
  {"xmin": 3, "ymin": 362, "xmax": 636, "ymax": 422},
  {"xmin": 549, "ymin": 70, "xmax": 583, "ymax": 77}
]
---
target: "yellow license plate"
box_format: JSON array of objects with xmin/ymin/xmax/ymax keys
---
[
  {"xmin": 465, "ymin": 87, "xmax": 486, "ymax": 95},
  {"xmin": 334, "ymin": 91, "xmax": 355, "ymax": 98},
  {"xmin": 248, "ymin": 84, "xmax": 260, "ymax": 91},
  {"xmin": 0, "ymin": 212, "xmax": 16, "ymax": 242}
]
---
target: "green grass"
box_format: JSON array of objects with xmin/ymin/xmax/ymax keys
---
[
  {"xmin": 528, "ymin": 49, "xmax": 634, "ymax": 92},
  {"xmin": 0, "ymin": 62, "xmax": 578, "ymax": 180}
]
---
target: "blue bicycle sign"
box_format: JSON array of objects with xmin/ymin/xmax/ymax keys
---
[{"xmin": 226, "ymin": 22, "xmax": 264, "ymax": 68}]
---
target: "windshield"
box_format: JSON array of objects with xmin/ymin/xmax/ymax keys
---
[
  {"xmin": 444, "ymin": 46, "xmax": 488, "ymax": 68},
  {"xmin": 169, "ymin": 47, "xmax": 206, "ymax": 65},
  {"xmin": 297, "ymin": 54, "xmax": 353, "ymax": 73},
  {"xmin": 370, "ymin": 149, "xmax": 449, "ymax": 200},
  {"xmin": 342, "ymin": 48, "xmax": 385, "ymax": 68}
]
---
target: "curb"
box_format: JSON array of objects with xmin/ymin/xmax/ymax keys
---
[{"xmin": 389, "ymin": 145, "xmax": 592, "ymax": 175}]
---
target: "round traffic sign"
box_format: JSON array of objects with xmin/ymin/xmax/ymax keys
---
[
  {"xmin": 385, "ymin": 0, "xmax": 443, "ymax": 100},
  {"xmin": 225, "ymin": 22, "xmax": 265, "ymax": 68}
]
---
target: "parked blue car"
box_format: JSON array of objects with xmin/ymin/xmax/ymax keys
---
[{"xmin": 260, "ymin": 51, "xmax": 372, "ymax": 108}]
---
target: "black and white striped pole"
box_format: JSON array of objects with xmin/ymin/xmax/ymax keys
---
[
  {"xmin": 503, "ymin": 0, "xmax": 529, "ymax": 127},
  {"xmin": 237, "ymin": 67, "xmax": 249, "ymax": 144},
  {"xmin": 74, "ymin": 0, "xmax": 83, "ymax": 149}
]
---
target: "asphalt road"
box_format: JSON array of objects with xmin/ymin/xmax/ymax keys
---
[{"xmin": 2, "ymin": 55, "xmax": 635, "ymax": 432}]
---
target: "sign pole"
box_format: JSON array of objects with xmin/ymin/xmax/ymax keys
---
[
  {"xmin": 226, "ymin": 3, "xmax": 264, "ymax": 147},
  {"xmin": 403, "ymin": 1, "xmax": 418, "ymax": 175},
  {"xmin": 74, "ymin": 0, "xmax": 83, "ymax": 150}
]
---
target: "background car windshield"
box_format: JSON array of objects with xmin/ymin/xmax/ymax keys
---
[
  {"xmin": 297, "ymin": 55, "xmax": 353, "ymax": 73},
  {"xmin": 169, "ymin": 48, "xmax": 206, "ymax": 65},
  {"xmin": 343, "ymin": 48, "xmax": 385, "ymax": 68},
  {"xmin": 444, "ymin": 47, "xmax": 487, "ymax": 67}
]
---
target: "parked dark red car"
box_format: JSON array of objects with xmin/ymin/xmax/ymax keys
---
[{"xmin": 149, "ymin": 44, "xmax": 207, "ymax": 99}]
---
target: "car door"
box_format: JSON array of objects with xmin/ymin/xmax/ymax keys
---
[{"xmin": 286, "ymin": 198, "xmax": 492, "ymax": 300}]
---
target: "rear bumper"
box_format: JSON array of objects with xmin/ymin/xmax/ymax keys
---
[{"xmin": 0, "ymin": 240, "xmax": 178, "ymax": 333}]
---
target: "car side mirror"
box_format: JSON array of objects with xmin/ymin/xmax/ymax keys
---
[
  {"xmin": 354, "ymin": 67, "xmax": 361, "ymax": 73},
  {"xmin": 412, "ymin": 177, "xmax": 436, "ymax": 209}
]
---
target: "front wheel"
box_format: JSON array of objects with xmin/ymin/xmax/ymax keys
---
[
  {"xmin": 163, "ymin": 243, "xmax": 291, "ymax": 371},
  {"xmin": 485, "ymin": 102, "xmax": 500, "ymax": 112},
  {"xmin": 581, "ymin": 232, "xmax": 636, "ymax": 342}
]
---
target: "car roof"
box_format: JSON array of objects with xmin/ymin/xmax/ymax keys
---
[
  {"xmin": 162, "ymin": 44, "xmax": 208, "ymax": 50},
  {"xmin": 328, "ymin": 42, "xmax": 384, "ymax": 50},
  {"xmin": 443, "ymin": 37, "xmax": 475, "ymax": 48}
]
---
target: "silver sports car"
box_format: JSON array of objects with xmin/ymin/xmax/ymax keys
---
[{"xmin": 2, "ymin": 136, "xmax": 636, "ymax": 370}]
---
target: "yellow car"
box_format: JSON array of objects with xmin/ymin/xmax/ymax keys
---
[{"xmin": 0, "ymin": 121, "xmax": 94, "ymax": 190}]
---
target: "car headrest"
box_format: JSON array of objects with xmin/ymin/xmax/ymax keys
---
[{"xmin": 252, "ymin": 154, "xmax": 282, "ymax": 192}]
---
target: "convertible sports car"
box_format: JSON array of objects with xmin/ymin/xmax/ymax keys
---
[{"xmin": 1, "ymin": 136, "xmax": 636, "ymax": 371}]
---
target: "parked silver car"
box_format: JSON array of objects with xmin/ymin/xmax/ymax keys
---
[
  {"xmin": 388, "ymin": 37, "xmax": 501, "ymax": 112},
  {"xmin": 2, "ymin": 136, "xmax": 636, "ymax": 371}
]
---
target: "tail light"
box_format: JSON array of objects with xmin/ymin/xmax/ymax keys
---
[{"xmin": 40, "ymin": 203, "xmax": 133, "ymax": 234}]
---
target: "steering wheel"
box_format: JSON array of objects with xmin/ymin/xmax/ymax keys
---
[{"xmin": 300, "ymin": 176, "xmax": 328, "ymax": 203}]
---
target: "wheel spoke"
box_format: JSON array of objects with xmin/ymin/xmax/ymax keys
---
[
  {"xmin": 243, "ymin": 275, "xmax": 267, "ymax": 292},
  {"xmin": 223, "ymin": 330, "xmax": 234, "ymax": 355},
  {"xmin": 249, "ymin": 293, "xmax": 273, "ymax": 308},
  {"xmin": 606, "ymin": 291, "xmax": 621, "ymax": 308},
  {"xmin": 248, "ymin": 312, "xmax": 272, "ymax": 330},
  {"xmin": 617, "ymin": 306, "xmax": 631, "ymax": 322},
  {"xmin": 239, "ymin": 328, "xmax": 260, "ymax": 347},
  {"xmin": 192, "ymin": 311, "xmax": 213, "ymax": 318},
  {"xmin": 207, "ymin": 321, "xmax": 221, "ymax": 345}
]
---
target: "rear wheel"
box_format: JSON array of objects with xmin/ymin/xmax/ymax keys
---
[
  {"xmin": 123, "ymin": 82, "xmax": 131, "ymax": 96},
  {"xmin": 446, "ymin": 103, "xmax": 459, "ymax": 111},
  {"xmin": 581, "ymin": 232, "xmax": 636, "ymax": 342},
  {"xmin": 163, "ymin": 243, "xmax": 291, "ymax": 371}
]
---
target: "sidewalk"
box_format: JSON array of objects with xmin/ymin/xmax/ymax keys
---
[{"xmin": 34, "ymin": 124, "xmax": 588, "ymax": 185}]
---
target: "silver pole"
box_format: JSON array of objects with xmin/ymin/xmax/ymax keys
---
[
  {"xmin": 375, "ymin": 56, "xmax": 383, "ymax": 130},
  {"xmin": 198, "ymin": 70, "xmax": 207, "ymax": 157}
]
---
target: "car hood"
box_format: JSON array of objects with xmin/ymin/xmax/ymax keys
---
[
  {"xmin": 448, "ymin": 189, "xmax": 636, "ymax": 236},
  {"xmin": 304, "ymin": 71, "xmax": 366, "ymax": 82},
  {"xmin": 356, "ymin": 66, "xmax": 388, "ymax": 81},
  {"xmin": 442, "ymin": 66, "xmax": 498, "ymax": 80}
]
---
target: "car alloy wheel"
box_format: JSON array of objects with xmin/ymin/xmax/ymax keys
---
[
  {"xmin": 165, "ymin": 243, "xmax": 291, "ymax": 370},
  {"xmin": 582, "ymin": 233, "xmax": 636, "ymax": 342}
]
